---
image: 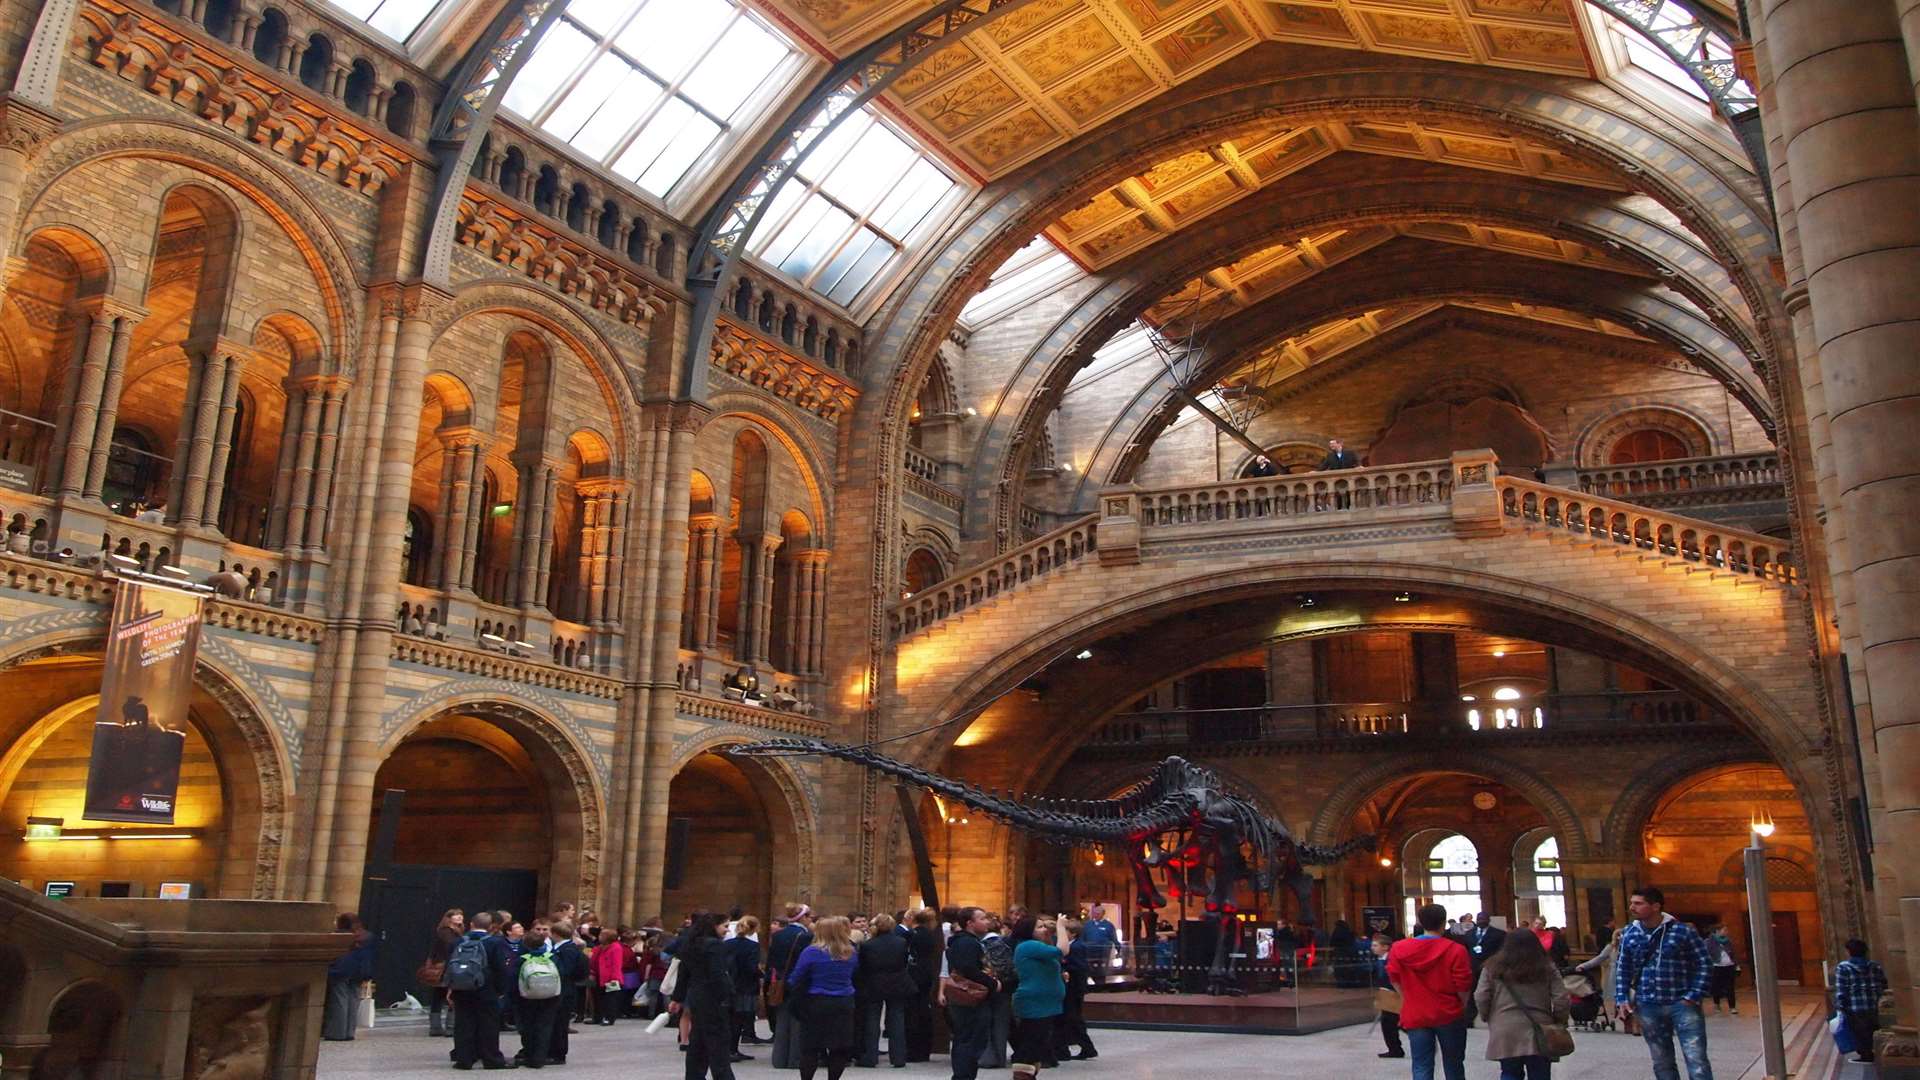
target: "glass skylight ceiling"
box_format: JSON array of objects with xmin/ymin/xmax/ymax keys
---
[
  {"xmin": 745, "ymin": 106, "xmax": 961, "ymax": 308},
  {"xmin": 325, "ymin": 0, "xmax": 440, "ymax": 43},
  {"xmin": 500, "ymin": 0, "xmax": 801, "ymax": 200}
]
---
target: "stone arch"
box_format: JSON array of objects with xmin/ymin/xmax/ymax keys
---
[
  {"xmin": 20, "ymin": 119, "xmax": 364, "ymax": 361},
  {"xmin": 0, "ymin": 626, "xmax": 295, "ymax": 898},
  {"xmin": 433, "ymin": 281, "xmax": 644, "ymax": 465},
  {"xmin": 906, "ymin": 560, "xmax": 1816, "ymax": 803},
  {"xmin": 379, "ymin": 691, "xmax": 608, "ymax": 911},
  {"xmin": 705, "ymin": 394, "xmax": 834, "ymax": 541},
  {"xmin": 18, "ymin": 223, "xmax": 114, "ymax": 297},
  {"xmin": 252, "ymin": 311, "xmax": 326, "ymax": 375},
  {"xmin": 666, "ymin": 731, "xmax": 819, "ymax": 906},
  {"xmin": 1576, "ymin": 404, "xmax": 1720, "ymax": 465},
  {"xmin": 1599, "ymin": 747, "xmax": 1783, "ymax": 859},
  {"xmin": 422, "ymin": 370, "xmax": 477, "ymax": 427},
  {"xmin": 1302, "ymin": 749, "xmax": 1593, "ymax": 859}
]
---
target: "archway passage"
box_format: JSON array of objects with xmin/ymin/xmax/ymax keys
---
[
  {"xmin": 661, "ymin": 751, "xmax": 780, "ymax": 922},
  {"xmin": 0, "ymin": 652, "xmax": 279, "ymax": 899},
  {"xmin": 362, "ymin": 710, "xmax": 591, "ymax": 1004},
  {"xmin": 1640, "ymin": 764, "xmax": 1822, "ymax": 986}
]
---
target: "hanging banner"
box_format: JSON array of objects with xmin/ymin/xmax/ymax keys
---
[{"xmin": 83, "ymin": 580, "xmax": 203, "ymax": 823}]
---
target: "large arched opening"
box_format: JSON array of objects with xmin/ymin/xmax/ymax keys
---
[
  {"xmin": 0, "ymin": 647, "xmax": 288, "ymax": 900},
  {"xmin": 361, "ymin": 703, "xmax": 601, "ymax": 1004},
  {"xmin": 659, "ymin": 742, "xmax": 813, "ymax": 924}
]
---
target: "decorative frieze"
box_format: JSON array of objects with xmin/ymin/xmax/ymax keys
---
[
  {"xmin": 455, "ymin": 190, "xmax": 667, "ymax": 327},
  {"xmin": 710, "ymin": 320, "xmax": 860, "ymax": 423},
  {"xmin": 74, "ymin": 0, "xmax": 408, "ymax": 196}
]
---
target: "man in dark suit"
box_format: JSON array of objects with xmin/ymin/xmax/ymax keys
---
[
  {"xmin": 1456, "ymin": 913, "xmax": 1506, "ymax": 1027},
  {"xmin": 1318, "ymin": 438, "xmax": 1360, "ymax": 471}
]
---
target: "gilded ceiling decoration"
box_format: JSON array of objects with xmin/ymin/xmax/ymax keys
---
[
  {"xmin": 754, "ymin": 0, "xmax": 1593, "ymax": 181},
  {"xmin": 1213, "ymin": 299, "xmax": 1648, "ymax": 394},
  {"xmin": 1051, "ymin": 119, "xmax": 1627, "ymax": 270},
  {"xmin": 1143, "ymin": 222, "xmax": 1649, "ymax": 329}
]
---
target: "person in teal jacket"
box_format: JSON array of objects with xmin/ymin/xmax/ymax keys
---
[{"xmin": 1009, "ymin": 916, "xmax": 1069, "ymax": 1080}]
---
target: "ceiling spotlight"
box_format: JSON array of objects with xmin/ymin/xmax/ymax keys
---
[
  {"xmin": 1295, "ymin": 593, "xmax": 1316, "ymax": 608},
  {"xmin": 1379, "ymin": 856, "xmax": 1393, "ymax": 868},
  {"xmin": 1393, "ymin": 591, "xmax": 1413, "ymax": 603},
  {"xmin": 1075, "ymin": 649, "xmax": 1094, "ymax": 660},
  {"xmin": 1647, "ymin": 855, "xmax": 1662, "ymax": 864},
  {"xmin": 1492, "ymin": 649, "xmax": 1506, "ymax": 658}
]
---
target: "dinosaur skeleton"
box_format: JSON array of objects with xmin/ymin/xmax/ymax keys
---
[{"xmin": 725, "ymin": 737, "xmax": 1375, "ymax": 993}]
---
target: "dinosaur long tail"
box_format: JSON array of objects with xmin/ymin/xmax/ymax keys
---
[
  {"xmin": 1296, "ymin": 834, "xmax": 1378, "ymax": 865},
  {"xmin": 725, "ymin": 737, "xmax": 1124, "ymax": 844}
]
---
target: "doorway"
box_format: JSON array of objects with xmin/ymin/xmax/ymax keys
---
[{"xmin": 364, "ymin": 865, "xmax": 539, "ymax": 1006}]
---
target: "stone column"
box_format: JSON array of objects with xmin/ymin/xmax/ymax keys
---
[
  {"xmin": 201, "ymin": 350, "xmax": 248, "ymax": 531},
  {"xmin": 511, "ymin": 458, "xmax": 550, "ymax": 608},
  {"xmin": 573, "ymin": 484, "xmax": 600, "ymax": 620},
  {"xmin": 791, "ymin": 548, "xmax": 815, "ymax": 674},
  {"xmin": 437, "ymin": 434, "xmax": 479, "ymax": 590},
  {"xmin": 586, "ymin": 488, "xmax": 614, "ymax": 627},
  {"xmin": 276, "ymin": 381, "xmax": 323, "ymax": 548},
  {"xmin": 0, "ymin": 103, "xmax": 60, "ymax": 308},
  {"xmin": 703, "ymin": 528, "xmax": 724, "ymax": 648},
  {"xmin": 686, "ymin": 514, "xmax": 718, "ymax": 647},
  {"xmin": 604, "ymin": 490, "xmax": 626, "ymax": 629},
  {"xmin": 749, "ymin": 534, "xmax": 780, "ymax": 663},
  {"xmin": 55, "ymin": 308, "xmax": 114, "ymax": 497},
  {"xmin": 171, "ymin": 347, "xmax": 228, "ymax": 526},
  {"xmin": 806, "ymin": 551, "xmax": 829, "ymax": 676},
  {"xmin": 534, "ymin": 465, "xmax": 558, "ymax": 611},
  {"xmin": 263, "ymin": 379, "xmax": 307, "ymax": 548},
  {"xmin": 80, "ymin": 306, "xmax": 139, "ymax": 500},
  {"xmin": 302, "ymin": 384, "xmax": 347, "ymax": 550},
  {"xmin": 457, "ymin": 447, "xmax": 486, "ymax": 589},
  {"xmin": 1761, "ymin": 0, "xmax": 1920, "ymax": 1023}
]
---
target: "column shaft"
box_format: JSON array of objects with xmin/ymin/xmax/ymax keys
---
[
  {"xmin": 604, "ymin": 492, "xmax": 626, "ymax": 629},
  {"xmin": 752, "ymin": 537, "xmax": 777, "ymax": 663},
  {"xmin": 264, "ymin": 383, "xmax": 307, "ymax": 548},
  {"xmin": 703, "ymin": 529, "xmax": 723, "ymax": 648},
  {"xmin": 81, "ymin": 314, "xmax": 136, "ymax": 499},
  {"xmin": 201, "ymin": 354, "xmax": 246, "ymax": 531},
  {"xmin": 458, "ymin": 447, "xmax": 486, "ymax": 589},
  {"xmin": 57, "ymin": 311, "xmax": 113, "ymax": 497},
  {"xmin": 281, "ymin": 386, "xmax": 323, "ymax": 548},
  {"xmin": 792, "ymin": 553, "xmax": 814, "ymax": 675},
  {"xmin": 687, "ymin": 520, "xmax": 716, "ymax": 648},
  {"xmin": 534, "ymin": 466, "xmax": 557, "ymax": 610},
  {"xmin": 175, "ymin": 349, "xmax": 227, "ymax": 525},
  {"xmin": 807, "ymin": 557, "xmax": 828, "ymax": 675},
  {"xmin": 439, "ymin": 442, "xmax": 475, "ymax": 590},
  {"xmin": 302, "ymin": 387, "xmax": 346, "ymax": 549}
]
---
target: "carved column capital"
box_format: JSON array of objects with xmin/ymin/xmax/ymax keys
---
[{"xmin": 0, "ymin": 95, "xmax": 62, "ymax": 159}]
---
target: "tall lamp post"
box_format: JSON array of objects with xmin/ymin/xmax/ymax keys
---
[{"xmin": 1744, "ymin": 808, "xmax": 1787, "ymax": 1080}]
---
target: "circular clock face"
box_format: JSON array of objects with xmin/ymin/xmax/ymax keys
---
[{"xmin": 1473, "ymin": 791, "xmax": 1498, "ymax": 810}]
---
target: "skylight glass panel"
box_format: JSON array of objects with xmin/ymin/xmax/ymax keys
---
[
  {"xmin": 960, "ymin": 236, "xmax": 1080, "ymax": 324},
  {"xmin": 499, "ymin": 0, "xmax": 804, "ymax": 202},
  {"xmin": 327, "ymin": 0, "xmax": 439, "ymax": 43},
  {"xmin": 745, "ymin": 102, "xmax": 962, "ymax": 309}
]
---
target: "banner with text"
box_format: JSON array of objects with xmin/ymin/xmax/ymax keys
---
[{"xmin": 83, "ymin": 580, "xmax": 203, "ymax": 823}]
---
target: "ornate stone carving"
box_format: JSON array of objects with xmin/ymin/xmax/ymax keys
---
[
  {"xmin": 0, "ymin": 98, "xmax": 62, "ymax": 159},
  {"xmin": 74, "ymin": 1, "xmax": 404, "ymax": 196},
  {"xmin": 455, "ymin": 191, "xmax": 664, "ymax": 326},
  {"xmin": 710, "ymin": 322, "xmax": 860, "ymax": 422}
]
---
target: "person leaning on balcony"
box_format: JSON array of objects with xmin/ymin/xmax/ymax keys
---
[{"xmin": 1318, "ymin": 438, "xmax": 1361, "ymax": 508}]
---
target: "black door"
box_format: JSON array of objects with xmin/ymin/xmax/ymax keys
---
[{"xmin": 365, "ymin": 865, "xmax": 541, "ymax": 1006}]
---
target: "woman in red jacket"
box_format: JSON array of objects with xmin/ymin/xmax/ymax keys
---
[{"xmin": 591, "ymin": 929, "xmax": 629, "ymax": 1026}]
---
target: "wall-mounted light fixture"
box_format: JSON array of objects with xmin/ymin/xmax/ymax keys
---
[
  {"xmin": 1751, "ymin": 808, "xmax": 1776, "ymax": 838},
  {"xmin": 24, "ymin": 826, "xmax": 201, "ymax": 842}
]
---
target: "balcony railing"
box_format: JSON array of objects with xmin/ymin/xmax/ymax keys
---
[
  {"xmin": 1134, "ymin": 459, "xmax": 1453, "ymax": 528},
  {"xmin": 1086, "ymin": 691, "xmax": 1720, "ymax": 749},
  {"xmin": 1497, "ymin": 478, "xmax": 1797, "ymax": 584},
  {"xmin": 1575, "ymin": 453, "xmax": 1781, "ymax": 498},
  {"xmin": 890, "ymin": 514, "xmax": 1098, "ymax": 639}
]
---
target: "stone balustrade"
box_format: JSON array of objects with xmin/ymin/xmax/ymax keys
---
[
  {"xmin": 888, "ymin": 514, "xmax": 1099, "ymax": 639},
  {"xmin": 1128, "ymin": 459, "xmax": 1455, "ymax": 528},
  {"xmin": 1086, "ymin": 690, "xmax": 1722, "ymax": 752},
  {"xmin": 1575, "ymin": 452, "xmax": 1781, "ymax": 497},
  {"xmin": 674, "ymin": 691, "xmax": 832, "ymax": 737},
  {"xmin": 390, "ymin": 635, "xmax": 623, "ymax": 699},
  {"xmin": 904, "ymin": 446, "xmax": 942, "ymax": 482},
  {"xmin": 1497, "ymin": 476, "xmax": 1797, "ymax": 584}
]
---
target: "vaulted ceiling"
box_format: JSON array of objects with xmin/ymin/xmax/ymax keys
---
[{"xmin": 756, "ymin": 0, "xmax": 1596, "ymax": 181}]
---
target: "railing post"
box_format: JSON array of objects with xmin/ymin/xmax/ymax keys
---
[
  {"xmin": 1449, "ymin": 448, "xmax": 1504, "ymax": 537},
  {"xmin": 1096, "ymin": 488, "xmax": 1140, "ymax": 566}
]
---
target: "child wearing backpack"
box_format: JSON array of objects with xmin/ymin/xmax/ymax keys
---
[{"xmin": 513, "ymin": 918, "xmax": 566, "ymax": 1068}]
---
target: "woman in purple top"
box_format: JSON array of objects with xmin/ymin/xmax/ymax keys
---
[{"xmin": 788, "ymin": 916, "xmax": 860, "ymax": 1080}]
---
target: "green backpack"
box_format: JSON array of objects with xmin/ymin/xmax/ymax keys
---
[{"xmin": 520, "ymin": 950, "xmax": 563, "ymax": 1000}]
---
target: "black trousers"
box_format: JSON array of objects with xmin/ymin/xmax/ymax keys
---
[
  {"xmin": 1052, "ymin": 999, "xmax": 1094, "ymax": 1058},
  {"xmin": 516, "ymin": 996, "xmax": 564, "ymax": 1066},
  {"xmin": 946, "ymin": 1004, "xmax": 989, "ymax": 1080},
  {"xmin": 905, "ymin": 986, "xmax": 934, "ymax": 1062},
  {"xmin": 1709, "ymin": 967, "xmax": 1737, "ymax": 1009},
  {"xmin": 452, "ymin": 989, "xmax": 507, "ymax": 1067},
  {"xmin": 595, "ymin": 985, "xmax": 623, "ymax": 1025},
  {"xmin": 1010, "ymin": 1016, "xmax": 1057, "ymax": 1068},
  {"xmin": 687, "ymin": 1004, "xmax": 739, "ymax": 1080},
  {"xmin": 1380, "ymin": 1010, "xmax": 1404, "ymax": 1054},
  {"xmin": 1844, "ymin": 1009, "xmax": 1879, "ymax": 1060}
]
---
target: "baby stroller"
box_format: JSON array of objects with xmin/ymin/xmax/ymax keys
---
[{"xmin": 1563, "ymin": 972, "xmax": 1614, "ymax": 1032}]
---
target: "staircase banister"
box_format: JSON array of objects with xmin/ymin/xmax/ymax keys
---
[
  {"xmin": 1124, "ymin": 457, "xmax": 1455, "ymax": 498},
  {"xmin": 889, "ymin": 513, "xmax": 1100, "ymax": 622},
  {"xmin": 1499, "ymin": 476, "xmax": 1789, "ymax": 552}
]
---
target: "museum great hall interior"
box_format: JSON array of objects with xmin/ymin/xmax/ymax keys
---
[{"xmin": 0, "ymin": 0, "xmax": 1914, "ymax": 1069}]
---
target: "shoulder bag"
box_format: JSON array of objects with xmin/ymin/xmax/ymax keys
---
[
  {"xmin": 941, "ymin": 973, "xmax": 989, "ymax": 1008},
  {"xmin": 1503, "ymin": 982, "xmax": 1576, "ymax": 1060}
]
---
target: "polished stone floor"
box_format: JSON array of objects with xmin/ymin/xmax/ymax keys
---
[{"xmin": 320, "ymin": 992, "xmax": 1853, "ymax": 1080}]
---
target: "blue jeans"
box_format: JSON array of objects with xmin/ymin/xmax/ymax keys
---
[
  {"xmin": 1499, "ymin": 1056, "xmax": 1550, "ymax": 1079},
  {"xmin": 1405, "ymin": 1021, "xmax": 1467, "ymax": 1080},
  {"xmin": 1637, "ymin": 1001, "xmax": 1714, "ymax": 1080}
]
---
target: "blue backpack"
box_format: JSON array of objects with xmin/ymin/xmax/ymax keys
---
[{"xmin": 446, "ymin": 936, "xmax": 490, "ymax": 992}]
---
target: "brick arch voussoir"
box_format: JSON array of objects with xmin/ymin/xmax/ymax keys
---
[
  {"xmin": 907, "ymin": 561, "xmax": 1811, "ymax": 801},
  {"xmin": 1301, "ymin": 748, "xmax": 1593, "ymax": 859},
  {"xmin": 1599, "ymin": 747, "xmax": 1783, "ymax": 859},
  {"xmin": 21, "ymin": 118, "xmax": 363, "ymax": 368}
]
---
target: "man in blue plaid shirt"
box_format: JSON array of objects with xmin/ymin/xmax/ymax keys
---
[
  {"xmin": 1614, "ymin": 886, "xmax": 1714, "ymax": 1080},
  {"xmin": 1834, "ymin": 938, "xmax": 1888, "ymax": 1062}
]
